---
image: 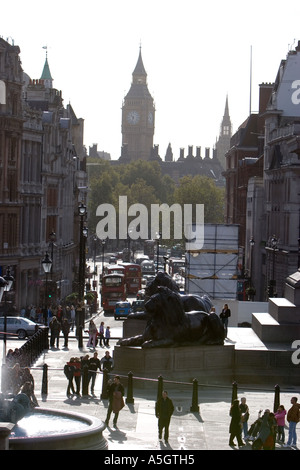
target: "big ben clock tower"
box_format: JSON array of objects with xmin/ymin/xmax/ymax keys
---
[{"xmin": 121, "ymin": 47, "xmax": 155, "ymax": 161}]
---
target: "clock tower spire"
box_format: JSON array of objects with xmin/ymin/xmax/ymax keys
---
[{"xmin": 120, "ymin": 47, "xmax": 155, "ymax": 161}]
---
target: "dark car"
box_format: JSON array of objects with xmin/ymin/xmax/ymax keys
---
[{"xmin": 131, "ymin": 300, "xmax": 144, "ymax": 313}]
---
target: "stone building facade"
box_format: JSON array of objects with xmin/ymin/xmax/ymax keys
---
[
  {"xmin": 0, "ymin": 38, "xmax": 87, "ymax": 310},
  {"xmin": 224, "ymin": 42, "xmax": 300, "ymax": 300}
]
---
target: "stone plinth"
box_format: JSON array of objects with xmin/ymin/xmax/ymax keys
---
[
  {"xmin": 0, "ymin": 423, "xmax": 14, "ymax": 450},
  {"xmin": 286, "ymin": 269, "xmax": 300, "ymax": 305},
  {"xmin": 123, "ymin": 319, "xmax": 146, "ymax": 339},
  {"xmin": 252, "ymin": 269, "xmax": 300, "ymax": 343},
  {"xmin": 113, "ymin": 344, "xmax": 235, "ymax": 387}
]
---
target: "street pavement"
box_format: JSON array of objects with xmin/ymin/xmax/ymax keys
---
[{"xmin": 2, "ymin": 310, "xmax": 300, "ymax": 452}]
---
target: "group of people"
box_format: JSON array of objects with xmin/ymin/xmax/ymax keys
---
[
  {"xmin": 229, "ymin": 395, "xmax": 300, "ymax": 449},
  {"xmin": 20, "ymin": 304, "xmax": 77, "ymax": 328},
  {"xmin": 49, "ymin": 316, "xmax": 71, "ymax": 349},
  {"xmin": 5, "ymin": 362, "xmax": 38, "ymax": 408},
  {"xmin": 64, "ymin": 350, "xmax": 114, "ymax": 397},
  {"xmin": 104, "ymin": 375, "xmax": 174, "ymax": 440},
  {"xmin": 209, "ymin": 303, "xmax": 231, "ymax": 337},
  {"xmin": 86, "ymin": 320, "xmax": 111, "ymax": 348},
  {"xmin": 49, "ymin": 315, "xmax": 112, "ymax": 351}
]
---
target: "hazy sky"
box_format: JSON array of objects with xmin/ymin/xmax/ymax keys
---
[{"xmin": 1, "ymin": 0, "xmax": 300, "ymax": 160}]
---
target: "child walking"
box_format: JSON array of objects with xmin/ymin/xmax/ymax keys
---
[
  {"xmin": 275, "ymin": 405, "xmax": 286, "ymax": 443},
  {"xmin": 105, "ymin": 326, "xmax": 111, "ymax": 347}
]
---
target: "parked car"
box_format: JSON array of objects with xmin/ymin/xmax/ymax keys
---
[
  {"xmin": 0, "ymin": 316, "xmax": 40, "ymax": 339},
  {"xmin": 131, "ymin": 300, "xmax": 144, "ymax": 313},
  {"xmin": 114, "ymin": 301, "xmax": 132, "ymax": 320}
]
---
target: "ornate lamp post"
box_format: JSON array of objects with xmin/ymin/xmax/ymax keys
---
[
  {"xmin": 248, "ymin": 237, "xmax": 255, "ymax": 301},
  {"xmin": 1, "ymin": 267, "xmax": 14, "ymax": 393},
  {"xmin": 42, "ymin": 252, "xmax": 52, "ymax": 325},
  {"xmin": 101, "ymin": 239, "xmax": 106, "ymax": 280},
  {"xmin": 78, "ymin": 202, "xmax": 88, "ymax": 326},
  {"xmin": 267, "ymin": 235, "xmax": 278, "ymax": 298},
  {"xmin": 48, "ymin": 231, "xmax": 56, "ymax": 281},
  {"xmin": 156, "ymin": 232, "xmax": 161, "ymax": 273}
]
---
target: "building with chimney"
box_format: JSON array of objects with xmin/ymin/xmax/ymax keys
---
[{"xmin": 0, "ymin": 39, "xmax": 87, "ymax": 309}]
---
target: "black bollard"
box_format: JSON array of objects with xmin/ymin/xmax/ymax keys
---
[
  {"xmin": 126, "ymin": 371, "xmax": 134, "ymax": 404},
  {"xmin": 101, "ymin": 368, "xmax": 109, "ymax": 399},
  {"xmin": 273, "ymin": 384, "xmax": 280, "ymax": 413},
  {"xmin": 190, "ymin": 378, "xmax": 199, "ymax": 412},
  {"xmin": 78, "ymin": 325, "xmax": 83, "ymax": 349},
  {"xmin": 231, "ymin": 381, "xmax": 238, "ymax": 404},
  {"xmin": 82, "ymin": 364, "xmax": 89, "ymax": 396},
  {"xmin": 41, "ymin": 363, "xmax": 48, "ymax": 398},
  {"xmin": 157, "ymin": 375, "xmax": 163, "ymax": 401}
]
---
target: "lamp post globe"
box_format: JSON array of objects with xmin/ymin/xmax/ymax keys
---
[{"xmin": 42, "ymin": 252, "xmax": 53, "ymax": 274}]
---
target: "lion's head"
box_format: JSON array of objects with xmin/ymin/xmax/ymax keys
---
[
  {"xmin": 145, "ymin": 272, "xmax": 179, "ymax": 300},
  {"xmin": 144, "ymin": 286, "xmax": 186, "ymax": 327}
]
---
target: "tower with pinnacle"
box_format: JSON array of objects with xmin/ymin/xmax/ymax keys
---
[
  {"xmin": 120, "ymin": 47, "xmax": 155, "ymax": 161},
  {"xmin": 215, "ymin": 96, "xmax": 232, "ymax": 169}
]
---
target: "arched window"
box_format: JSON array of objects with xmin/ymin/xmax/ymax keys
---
[{"xmin": 0, "ymin": 80, "xmax": 6, "ymax": 104}]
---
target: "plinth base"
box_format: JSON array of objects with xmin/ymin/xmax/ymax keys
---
[{"xmin": 113, "ymin": 344, "xmax": 235, "ymax": 387}]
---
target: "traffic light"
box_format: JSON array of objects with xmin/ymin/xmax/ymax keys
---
[{"xmin": 47, "ymin": 280, "xmax": 57, "ymax": 300}]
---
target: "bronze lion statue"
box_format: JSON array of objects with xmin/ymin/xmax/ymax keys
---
[
  {"xmin": 145, "ymin": 271, "xmax": 212, "ymax": 313},
  {"xmin": 118, "ymin": 286, "xmax": 225, "ymax": 348}
]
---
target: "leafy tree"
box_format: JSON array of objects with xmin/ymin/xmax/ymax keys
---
[{"xmin": 173, "ymin": 175, "xmax": 224, "ymax": 223}]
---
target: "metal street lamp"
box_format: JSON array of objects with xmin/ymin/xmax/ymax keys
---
[
  {"xmin": 78, "ymin": 202, "xmax": 87, "ymax": 327},
  {"xmin": 48, "ymin": 231, "xmax": 56, "ymax": 280},
  {"xmin": 42, "ymin": 252, "xmax": 52, "ymax": 325},
  {"xmin": 267, "ymin": 235, "xmax": 278, "ymax": 298},
  {"xmin": 1, "ymin": 267, "xmax": 14, "ymax": 393},
  {"xmin": 155, "ymin": 232, "xmax": 161, "ymax": 273},
  {"xmin": 3, "ymin": 268, "xmax": 14, "ymax": 353},
  {"xmin": 101, "ymin": 239, "xmax": 106, "ymax": 279},
  {"xmin": 248, "ymin": 237, "xmax": 255, "ymax": 300}
]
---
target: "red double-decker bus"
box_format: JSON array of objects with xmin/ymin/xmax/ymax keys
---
[
  {"xmin": 119, "ymin": 263, "xmax": 142, "ymax": 294},
  {"xmin": 101, "ymin": 273, "xmax": 126, "ymax": 313}
]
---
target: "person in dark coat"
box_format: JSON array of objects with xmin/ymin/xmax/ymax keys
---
[
  {"xmin": 155, "ymin": 390, "xmax": 174, "ymax": 444},
  {"xmin": 105, "ymin": 375, "xmax": 125, "ymax": 428},
  {"xmin": 49, "ymin": 316, "xmax": 61, "ymax": 348},
  {"xmin": 61, "ymin": 318, "xmax": 70, "ymax": 348},
  {"xmin": 229, "ymin": 398, "xmax": 245, "ymax": 447},
  {"xmin": 220, "ymin": 303, "xmax": 231, "ymax": 337}
]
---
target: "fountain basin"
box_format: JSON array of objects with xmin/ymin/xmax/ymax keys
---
[{"xmin": 9, "ymin": 408, "xmax": 108, "ymax": 450}]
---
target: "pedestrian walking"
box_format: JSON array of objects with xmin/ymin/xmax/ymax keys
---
[
  {"xmin": 61, "ymin": 318, "xmax": 70, "ymax": 348},
  {"xmin": 98, "ymin": 321, "xmax": 105, "ymax": 347},
  {"xmin": 87, "ymin": 320, "xmax": 98, "ymax": 348},
  {"xmin": 155, "ymin": 390, "xmax": 174, "ymax": 444},
  {"xmin": 65, "ymin": 358, "xmax": 76, "ymax": 398},
  {"xmin": 219, "ymin": 303, "xmax": 231, "ymax": 337},
  {"xmin": 100, "ymin": 351, "xmax": 114, "ymax": 372},
  {"xmin": 49, "ymin": 316, "xmax": 61, "ymax": 348},
  {"xmin": 72, "ymin": 357, "xmax": 82, "ymax": 397},
  {"xmin": 284, "ymin": 397, "xmax": 300, "ymax": 448},
  {"xmin": 105, "ymin": 375, "xmax": 125, "ymax": 428},
  {"xmin": 104, "ymin": 325, "xmax": 111, "ymax": 347},
  {"xmin": 88, "ymin": 352, "xmax": 101, "ymax": 396},
  {"xmin": 239, "ymin": 397, "xmax": 250, "ymax": 440},
  {"xmin": 229, "ymin": 398, "xmax": 245, "ymax": 447},
  {"xmin": 70, "ymin": 305, "xmax": 76, "ymax": 331},
  {"xmin": 275, "ymin": 405, "xmax": 287, "ymax": 443}
]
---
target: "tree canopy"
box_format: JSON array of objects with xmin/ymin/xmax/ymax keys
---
[{"xmin": 87, "ymin": 159, "xmax": 224, "ymax": 245}]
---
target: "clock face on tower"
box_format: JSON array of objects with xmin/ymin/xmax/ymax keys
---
[
  {"xmin": 127, "ymin": 110, "xmax": 140, "ymax": 124},
  {"xmin": 148, "ymin": 111, "xmax": 153, "ymax": 125}
]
